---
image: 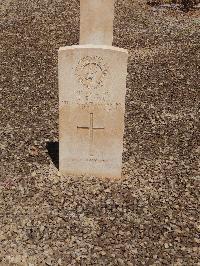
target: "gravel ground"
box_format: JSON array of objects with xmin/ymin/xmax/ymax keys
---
[{"xmin": 0, "ymin": 0, "xmax": 200, "ymax": 265}]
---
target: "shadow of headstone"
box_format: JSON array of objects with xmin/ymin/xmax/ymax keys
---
[{"xmin": 46, "ymin": 142, "xmax": 59, "ymax": 170}]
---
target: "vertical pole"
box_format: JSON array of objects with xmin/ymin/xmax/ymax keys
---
[{"xmin": 80, "ymin": 0, "xmax": 115, "ymax": 45}]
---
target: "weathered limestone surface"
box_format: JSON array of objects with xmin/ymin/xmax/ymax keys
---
[
  {"xmin": 80, "ymin": 0, "xmax": 114, "ymax": 45},
  {"xmin": 59, "ymin": 45, "xmax": 128, "ymax": 178}
]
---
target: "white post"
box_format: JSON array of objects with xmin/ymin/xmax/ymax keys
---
[{"xmin": 80, "ymin": 0, "xmax": 115, "ymax": 45}]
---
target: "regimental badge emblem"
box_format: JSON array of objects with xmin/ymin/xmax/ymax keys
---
[{"xmin": 75, "ymin": 56, "xmax": 109, "ymax": 89}]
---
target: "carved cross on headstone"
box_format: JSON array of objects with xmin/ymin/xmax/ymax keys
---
[
  {"xmin": 80, "ymin": 0, "xmax": 115, "ymax": 45},
  {"xmin": 77, "ymin": 113, "xmax": 105, "ymax": 156}
]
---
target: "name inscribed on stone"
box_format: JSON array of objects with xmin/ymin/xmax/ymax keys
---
[{"xmin": 61, "ymin": 101, "xmax": 123, "ymax": 111}]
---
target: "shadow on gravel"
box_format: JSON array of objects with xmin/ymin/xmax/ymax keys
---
[{"xmin": 46, "ymin": 142, "xmax": 59, "ymax": 169}]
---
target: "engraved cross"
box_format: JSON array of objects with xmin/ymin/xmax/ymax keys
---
[{"xmin": 77, "ymin": 113, "xmax": 105, "ymax": 156}]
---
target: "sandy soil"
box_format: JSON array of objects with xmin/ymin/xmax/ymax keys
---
[{"xmin": 0, "ymin": 0, "xmax": 199, "ymax": 265}]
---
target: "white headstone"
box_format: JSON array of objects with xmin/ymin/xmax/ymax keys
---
[{"xmin": 59, "ymin": 0, "xmax": 128, "ymax": 179}]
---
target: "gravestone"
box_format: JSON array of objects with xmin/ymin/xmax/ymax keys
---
[{"xmin": 59, "ymin": 0, "xmax": 128, "ymax": 179}]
